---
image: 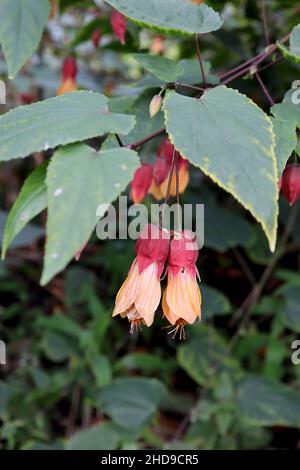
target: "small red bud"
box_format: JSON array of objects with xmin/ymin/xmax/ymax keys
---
[
  {"xmin": 111, "ymin": 10, "xmax": 127, "ymax": 45},
  {"xmin": 92, "ymin": 29, "xmax": 101, "ymax": 48},
  {"xmin": 62, "ymin": 56, "xmax": 77, "ymax": 80},
  {"xmin": 131, "ymin": 164, "xmax": 153, "ymax": 204},
  {"xmin": 280, "ymin": 164, "xmax": 300, "ymax": 206}
]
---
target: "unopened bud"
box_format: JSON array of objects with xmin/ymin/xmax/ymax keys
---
[{"xmin": 149, "ymin": 95, "xmax": 163, "ymax": 118}]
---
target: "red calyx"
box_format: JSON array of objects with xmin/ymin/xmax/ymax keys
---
[
  {"xmin": 279, "ymin": 164, "xmax": 300, "ymax": 206},
  {"xmin": 111, "ymin": 10, "xmax": 127, "ymax": 45},
  {"xmin": 153, "ymin": 138, "xmax": 189, "ymax": 185},
  {"xmin": 131, "ymin": 163, "xmax": 153, "ymax": 204},
  {"xmin": 92, "ymin": 29, "xmax": 101, "ymax": 48},
  {"xmin": 136, "ymin": 224, "xmax": 170, "ymax": 277},
  {"xmin": 168, "ymin": 230, "xmax": 199, "ymax": 276},
  {"xmin": 62, "ymin": 57, "xmax": 77, "ymax": 80}
]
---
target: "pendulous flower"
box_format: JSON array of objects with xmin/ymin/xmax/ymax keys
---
[
  {"xmin": 113, "ymin": 224, "xmax": 170, "ymax": 331},
  {"xmin": 279, "ymin": 164, "xmax": 300, "ymax": 206},
  {"xmin": 57, "ymin": 57, "xmax": 78, "ymax": 95},
  {"xmin": 131, "ymin": 164, "xmax": 154, "ymax": 204},
  {"xmin": 163, "ymin": 230, "xmax": 201, "ymax": 339},
  {"xmin": 111, "ymin": 10, "xmax": 127, "ymax": 45},
  {"xmin": 150, "ymin": 138, "xmax": 189, "ymax": 200}
]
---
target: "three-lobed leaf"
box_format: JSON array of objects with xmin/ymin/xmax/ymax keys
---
[
  {"xmin": 0, "ymin": 0, "xmax": 50, "ymax": 78},
  {"xmin": 104, "ymin": 0, "xmax": 223, "ymax": 36},
  {"xmin": 2, "ymin": 162, "xmax": 48, "ymax": 259},
  {"xmin": 0, "ymin": 91, "xmax": 136, "ymax": 162},
  {"xmin": 41, "ymin": 143, "xmax": 139, "ymax": 285},
  {"xmin": 164, "ymin": 86, "xmax": 278, "ymax": 251}
]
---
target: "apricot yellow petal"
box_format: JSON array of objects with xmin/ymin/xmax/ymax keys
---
[
  {"xmin": 162, "ymin": 289, "xmax": 178, "ymax": 325},
  {"xmin": 165, "ymin": 271, "xmax": 200, "ymax": 324},
  {"xmin": 113, "ymin": 261, "xmax": 140, "ymax": 316},
  {"xmin": 135, "ymin": 263, "xmax": 161, "ymax": 323},
  {"xmin": 57, "ymin": 78, "xmax": 78, "ymax": 96}
]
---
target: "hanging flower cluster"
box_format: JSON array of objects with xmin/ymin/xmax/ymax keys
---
[
  {"xmin": 57, "ymin": 57, "xmax": 78, "ymax": 96},
  {"xmin": 113, "ymin": 224, "xmax": 201, "ymax": 338},
  {"xmin": 279, "ymin": 164, "xmax": 300, "ymax": 206},
  {"xmin": 130, "ymin": 139, "xmax": 190, "ymax": 204}
]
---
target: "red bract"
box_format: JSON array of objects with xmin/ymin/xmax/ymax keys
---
[
  {"xmin": 167, "ymin": 230, "xmax": 199, "ymax": 277},
  {"xmin": 131, "ymin": 164, "xmax": 153, "ymax": 204},
  {"xmin": 150, "ymin": 138, "xmax": 190, "ymax": 200},
  {"xmin": 136, "ymin": 224, "xmax": 170, "ymax": 277},
  {"xmin": 111, "ymin": 10, "xmax": 127, "ymax": 45},
  {"xmin": 279, "ymin": 164, "xmax": 300, "ymax": 206},
  {"xmin": 92, "ymin": 29, "xmax": 101, "ymax": 48},
  {"xmin": 57, "ymin": 57, "xmax": 78, "ymax": 95},
  {"xmin": 62, "ymin": 56, "xmax": 77, "ymax": 80}
]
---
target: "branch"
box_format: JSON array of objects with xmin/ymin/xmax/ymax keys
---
[
  {"xmin": 261, "ymin": 0, "xmax": 270, "ymax": 46},
  {"xmin": 128, "ymin": 128, "xmax": 165, "ymax": 150},
  {"xmin": 220, "ymin": 33, "xmax": 290, "ymax": 86}
]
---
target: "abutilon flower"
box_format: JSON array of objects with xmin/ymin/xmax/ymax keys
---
[
  {"xmin": 111, "ymin": 10, "xmax": 127, "ymax": 45},
  {"xmin": 57, "ymin": 57, "xmax": 78, "ymax": 96},
  {"xmin": 50, "ymin": 0, "xmax": 58, "ymax": 18},
  {"xmin": 150, "ymin": 138, "xmax": 189, "ymax": 200},
  {"xmin": 113, "ymin": 224, "xmax": 170, "ymax": 332},
  {"xmin": 279, "ymin": 164, "xmax": 300, "ymax": 206},
  {"xmin": 163, "ymin": 230, "xmax": 201, "ymax": 339},
  {"xmin": 150, "ymin": 35, "xmax": 165, "ymax": 55},
  {"xmin": 92, "ymin": 29, "xmax": 101, "ymax": 48},
  {"xmin": 131, "ymin": 164, "xmax": 154, "ymax": 204}
]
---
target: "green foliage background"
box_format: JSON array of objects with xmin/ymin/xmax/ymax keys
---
[{"xmin": 0, "ymin": 0, "xmax": 300, "ymax": 450}]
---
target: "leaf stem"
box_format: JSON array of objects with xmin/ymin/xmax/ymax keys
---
[
  {"xmin": 195, "ymin": 34, "xmax": 207, "ymax": 87},
  {"xmin": 114, "ymin": 134, "xmax": 124, "ymax": 147},
  {"xmin": 128, "ymin": 128, "xmax": 165, "ymax": 150},
  {"xmin": 255, "ymin": 71, "xmax": 275, "ymax": 106}
]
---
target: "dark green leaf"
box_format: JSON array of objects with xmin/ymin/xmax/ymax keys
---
[
  {"xmin": 0, "ymin": 0, "xmax": 50, "ymax": 78},
  {"xmin": 237, "ymin": 376, "xmax": 300, "ymax": 427},
  {"xmin": 2, "ymin": 162, "xmax": 48, "ymax": 258},
  {"xmin": 0, "ymin": 91, "xmax": 136, "ymax": 162},
  {"xmin": 104, "ymin": 0, "xmax": 223, "ymax": 36},
  {"xmin": 164, "ymin": 87, "xmax": 278, "ymax": 251},
  {"xmin": 94, "ymin": 378, "xmax": 167, "ymax": 430},
  {"xmin": 41, "ymin": 144, "xmax": 138, "ymax": 284}
]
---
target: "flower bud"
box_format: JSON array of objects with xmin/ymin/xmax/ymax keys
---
[
  {"xmin": 92, "ymin": 29, "xmax": 101, "ymax": 48},
  {"xmin": 131, "ymin": 163, "xmax": 153, "ymax": 204},
  {"xmin": 149, "ymin": 95, "xmax": 163, "ymax": 118},
  {"xmin": 57, "ymin": 57, "xmax": 78, "ymax": 95},
  {"xmin": 111, "ymin": 10, "xmax": 127, "ymax": 45},
  {"xmin": 279, "ymin": 164, "xmax": 300, "ymax": 206}
]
